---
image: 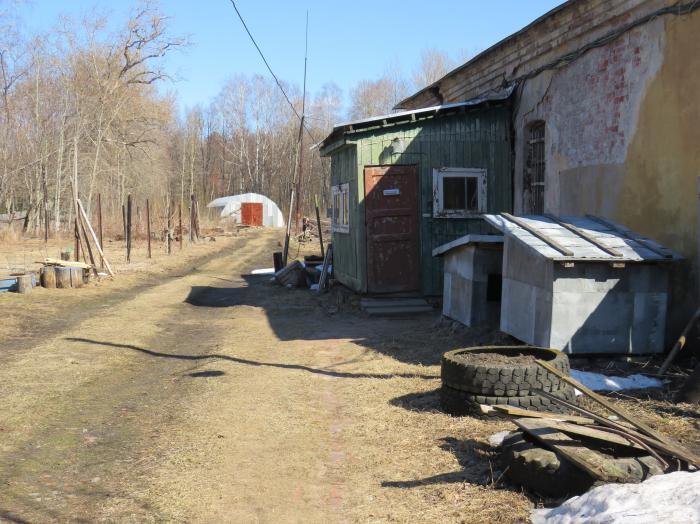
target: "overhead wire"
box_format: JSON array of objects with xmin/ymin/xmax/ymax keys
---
[{"xmin": 227, "ymin": 0, "xmax": 318, "ymax": 144}]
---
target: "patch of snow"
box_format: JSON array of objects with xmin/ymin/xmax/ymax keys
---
[
  {"xmin": 309, "ymin": 283, "xmax": 319, "ymax": 291},
  {"xmin": 488, "ymin": 430, "xmax": 512, "ymax": 448},
  {"xmin": 570, "ymin": 369, "xmax": 663, "ymax": 395},
  {"xmin": 531, "ymin": 471, "xmax": 700, "ymax": 524},
  {"xmin": 251, "ymin": 268, "xmax": 275, "ymax": 275}
]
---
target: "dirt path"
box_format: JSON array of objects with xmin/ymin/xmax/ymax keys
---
[{"xmin": 0, "ymin": 230, "xmax": 532, "ymax": 523}]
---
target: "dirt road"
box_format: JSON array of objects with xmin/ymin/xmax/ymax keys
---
[{"xmin": 0, "ymin": 230, "xmax": 530, "ymax": 523}]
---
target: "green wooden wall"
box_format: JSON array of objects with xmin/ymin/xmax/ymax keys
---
[{"xmin": 329, "ymin": 106, "xmax": 512, "ymax": 295}]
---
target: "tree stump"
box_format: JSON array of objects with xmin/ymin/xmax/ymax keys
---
[
  {"xmin": 40, "ymin": 266, "xmax": 57, "ymax": 289},
  {"xmin": 56, "ymin": 267, "xmax": 72, "ymax": 289},
  {"xmin": 70, "ymin": 267, "xmax": 83, "ymax": 288},
  {"xmin": 16, "ymin": 274, "xmax": 32, "ymax": 295}
]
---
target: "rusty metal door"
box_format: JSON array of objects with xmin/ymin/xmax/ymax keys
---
[
  {"xmin": 241, "ymin": 202, "xmax": 263, "ymax": 226},
  {"xmin": 364, "ymin": 165, "xmax": 420, "ymax": 293}
]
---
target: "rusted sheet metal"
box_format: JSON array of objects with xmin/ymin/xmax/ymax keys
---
[
  {"xmin": 240, "ymin": 202, "xmax": 263, "ymax": 226},
  {"xmin": 364, "ymin": 165, "xmax": 419, "ymax": 293}
]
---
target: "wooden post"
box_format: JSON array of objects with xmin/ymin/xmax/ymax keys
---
[
  {"xmin": 179, "ymin": 201, "xmax": 183, "ymax": 250},
  {"xmin": 166, "ymin": 197, "xmax": 172, "ymax": 255},
  {"xmin": 42, "ymin": 165, "xmax": 48, "ymax": 243},
  {"xmin": 122, "ymin": 204, "xmax": 127, "ymax": 254},
  {"xmin": 146, "ymin": 198, "xmax": 152, "ymax": 259},
  {"xmin": 97, "ymin": 193, "xmax": 104, "ymax": 269},
  {"xmin": 315, "ymin": 194, "xmax": 324, "ymax": 258},
  {"xmin": 126, "ymin": 194, "xmax": 132, "ymax": 263},
  {"xmin": 74, "ymin": 219, "xmax": 80, "ymax": 262}
]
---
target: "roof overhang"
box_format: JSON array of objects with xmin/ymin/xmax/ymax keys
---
[{"xmin": 319, "ymin": 86, "xmax": 514, "ymax": 157}]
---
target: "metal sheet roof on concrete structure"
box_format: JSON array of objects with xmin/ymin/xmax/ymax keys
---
[
  {"xmin": 432, "ymin": 234, "xmax": 504, "ymax": 257},
  {"xmin": 484, "ymin": 214, "xmax": 680, "ymax": 263}
]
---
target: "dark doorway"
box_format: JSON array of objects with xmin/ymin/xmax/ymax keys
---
[{"xmin": 364, "ymin": 165, "xmax": 420, "ymax": 293}]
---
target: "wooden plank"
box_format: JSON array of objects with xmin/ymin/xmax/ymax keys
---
[
  {"xmin": 586, "ymin": 215, "xmax": 673, "ymax": 259},
  {"xmin": 534, "ymin": 364, "xmax": 700, "ymax": 466},
  {"xmin": 501, "ymin": 213, "xmax": 575, "ymax": 256},
  {"xmin": 533, "ymin": 389, "xmax": 684, "ymax": 467},
  {"xmin": 544, "ymin": 213, "xmax": 623, "ymax": 257},
  {"xmin": 40, "ymin": 258, "xmax": 91, "ymax": 269},
  {"xmin": 520, "ymin": 418, "xmax": 645, "ymax": 450},
  {"xmin": 77, "ymin": 200, "xmax": 115, "ymax": 277},
  {"xmin": 491, "ymin": 404, "xmax": 594, "ymax": 425},
  {"xmin": 513, "ymin": 418, "xmax": 634, "ymax": 482},
  {"xmin": 535, "ymin": 360, "xmax": 684, "ymax": 448}
]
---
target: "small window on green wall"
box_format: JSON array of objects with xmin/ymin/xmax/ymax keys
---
[
  {"xmin": 332, "ymin": 183, "xmax": 350, "ymax": 233},
  {"xmin": 433, "ymin": 167, "xmax": 487, "ymax": 217}
]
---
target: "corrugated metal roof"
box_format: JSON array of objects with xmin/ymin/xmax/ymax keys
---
[
  {"xmin": 432, "ymin": 234, "xmax": 504, "ymax": 257},
  {"xmin": 318, "ymin": 86, "xmax": 514, "ymax": 155},
  {"xmin": 484, "ymin": 214, "xmax": 681, "ymax": 263}
]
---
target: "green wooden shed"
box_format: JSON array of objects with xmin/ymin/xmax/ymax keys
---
[{"xmin": 319, "ymin": 95, "xmax": 513, "ymax": 296}]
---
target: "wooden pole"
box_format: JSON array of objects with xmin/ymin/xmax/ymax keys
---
[
  {"xmin": 659, "ymin": 306, "xmax": 700, "ymax": 375},
  {"xmin": 315, "ymin": 194, "xmax": 324, "ymax": 258},
  {"xmin": 42, "ymin": 165, "xmax": 48, "ymax": 243},
  {"xmin": 97, "ymin": 193, "xmax": 104, "ymax": 269},
  {"xmin": 126, "ymin": 194, "xmax": 132, "ymax": 263},
  {"xmin": 78, "ymin": 211, "xmax": 99, "ymax": 278},
  {"xmin": 167, "ymin": 196, "xmax": 172, "ymax": 255},
  {"xmin": 122, "ymin": 204, "xmax": 127, "ymax": 256},
  {"xmin": 178, "ymin": 202, "xmax": 183, "ymax": 250},
  {"xmin": 77, "ymin": 199, "xmax": 114, "ymax": 277},
  {"xmin": 74, "ymin": 219, "xmax": 80, "ymax": 262},
  {"xmin": 73, "ymin": 136, "xmax": 80, "ymax": 262},
  {"xmin": 146, "ymin": 198, "xmax": 152, "ymax": 259}
]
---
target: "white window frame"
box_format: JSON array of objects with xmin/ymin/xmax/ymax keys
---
[
  {"xmin": 331, "ymin": 183, "xmax": 350, "ymax": 234},
  {"xmin": 432, "ymin": 167, "xmax": 487, "ymax": 218}
]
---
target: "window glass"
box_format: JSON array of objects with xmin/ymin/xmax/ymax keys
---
[{"xmin": 443, "ymin": 177, "xmax": 466, "ymax": 210}]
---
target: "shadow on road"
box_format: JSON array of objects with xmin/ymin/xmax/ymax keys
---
[
  {"xmin": 381, "ymin": 437, "xmax": 498, "ymax": 488},
  {"xmin": 64, "ymin": 337, "xmax": 439, "ymax": 381}
]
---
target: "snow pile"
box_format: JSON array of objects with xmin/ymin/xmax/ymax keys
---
[
  {"xmin": 531, "ymin": 471, "xmax": 700, "ymax": 524},
  {"xmin": 570, "ymin": 369, "xmax": 663, "ymax": 393},
  {"xmin": 251, "ymin": 268, "xmax": 275, "ymax": 275}
]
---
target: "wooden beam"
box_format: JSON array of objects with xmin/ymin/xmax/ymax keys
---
[
  {"xmin": 545, "ymin": 213, "xmax": 623, "ymax": 257},
  {"xmin": 501, "ymin": 213, "xmax": 575, "ymax": 256},
  {"xmin": 586, "ymin": 215, "xmax": 673, "ymax": 259},
  {"xmin": 491, "ymin": 404, "xmax": 594, "ymax": 425},
  {"xmin": 77, "ymin": 200, "xmax": 114, "ymax": 277},
  {"xmin": 535, "ymin": 360, "xmax": 700, "ymax": 465},
  {"xmin": 513, "ymin": 418, "xmax": 635, "ymax": 482}
]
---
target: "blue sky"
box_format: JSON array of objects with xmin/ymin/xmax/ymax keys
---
[{"xmin": 17, "ymin": 0, "xmax": 563, "ymax": 114}]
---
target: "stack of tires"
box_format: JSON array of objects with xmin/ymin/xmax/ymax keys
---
[{"xmin": 440, "ymin": 346, "xmax": 577, "ymax": 416}]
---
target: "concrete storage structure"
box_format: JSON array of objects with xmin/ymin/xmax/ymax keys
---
[
  {"xmin": 485, "ymin": 214, "xmax": 680, "ymax": 355},
  {"xmin": 433, "ymin": 235, "xmax": 504, "ymax": 327}
]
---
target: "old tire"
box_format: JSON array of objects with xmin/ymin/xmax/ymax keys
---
[
  {"xmin": 439, "ymin": 384, "xmax": 576, "ymax": 417},
  {"xmin": 441, "ymin": 346, "xmax": 570, "ymax": 396}
]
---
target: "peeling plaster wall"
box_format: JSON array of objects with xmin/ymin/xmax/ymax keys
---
[
  {"xmin": 513, "ymin": 9, "xmax": 700, "ymax": 332},
  {"xmin": 514, "ymin": 18, "xmax": 666, "ymax": 215}
]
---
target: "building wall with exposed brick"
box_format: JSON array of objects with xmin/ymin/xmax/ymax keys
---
[{"xmin": 399, "ymin": 0, "xmax": 700, "ymax": 337}]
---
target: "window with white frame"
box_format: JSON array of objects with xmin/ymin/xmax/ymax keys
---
[
  {"xmin": 331, "ymin": 183, "xmax": 350, "ymax": 233},
  {"xmin": 432, "ymin": 167, "xmax": 487, "ymax": 217}
]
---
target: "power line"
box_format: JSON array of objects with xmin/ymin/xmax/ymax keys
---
[{"xmin": 227, "ymin": 0, "xmax": 317, "ymax": 143}]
